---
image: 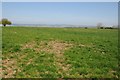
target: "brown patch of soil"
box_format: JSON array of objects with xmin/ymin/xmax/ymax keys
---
[
  {"xmin": 41, "ymin": 40, "xmax": 72, "ymax": 55},
  {"xmin": 3, "ymin": 40, "xmax": 73, "ymax": 78},
  {"xmin": 22, "ymin": 41, "xmax": 36, "ymax": 49},
  {"xmin": 22, "ymin": 40, "xmax": 73, "ymax": 76},
  {"xmin": 41, "ymin": 40, "xmax": 73, "ymax": 76},
  {"xmin": 26, "ymin": 58, "xmax": 33, "ymax": 65},
  {"xmin": 22, "ymin": 40, "xmax": 73, "ymax": 54},
  {"xmin": 2, "ymin": 59, "xmax": 18, "ymax": 78}
]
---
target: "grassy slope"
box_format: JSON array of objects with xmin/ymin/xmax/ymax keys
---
[{"xmin": 2, "ymin": 27, "xmax": 119, "ymax": 78}]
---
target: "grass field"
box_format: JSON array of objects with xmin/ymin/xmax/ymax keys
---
[{"xmin": 2, "ymin": 27, "xmax": 119, "ymax": 78}]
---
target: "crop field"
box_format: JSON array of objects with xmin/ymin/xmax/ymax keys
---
[{"xmin": 2, "ymin": 27, "xmax": 119, "ymax": 78}]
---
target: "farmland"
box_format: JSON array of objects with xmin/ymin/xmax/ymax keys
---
[{"xmin": 2, "ymin": 27, "xmax": 119, "ymax": 78}]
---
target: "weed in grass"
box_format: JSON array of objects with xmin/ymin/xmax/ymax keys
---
[{"xmin": 12, "ymin": 45, "xmax": 21, "ymax": 52}]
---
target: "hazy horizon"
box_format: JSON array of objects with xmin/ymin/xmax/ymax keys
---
[{"xmin": 2, "ymin": 2, "xmax": 118, "ymax": 27}]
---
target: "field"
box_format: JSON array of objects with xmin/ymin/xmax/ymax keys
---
[{"xmin": 2, "ymin": 27, "xmax": 119, "ymax": 78}]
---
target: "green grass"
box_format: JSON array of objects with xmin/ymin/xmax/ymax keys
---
[{"xmin": 2, "ymin": 27, "xmax": 119, "ymax": 78}]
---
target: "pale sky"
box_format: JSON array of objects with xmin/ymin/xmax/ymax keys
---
[{"xmin": 2, "ymin": 2, "xmax": 118, "ymax": 26}]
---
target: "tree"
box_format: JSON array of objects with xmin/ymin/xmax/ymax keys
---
[
  {"xmin": 112, "ymin": 25, "xmax": 118, "ymax": 29},
  {"xmin": 85, "ymin": 27, "xmax": 88, "ymax": 29},
  {"xmin": 2, "ymin": 18, "xmax": 12, "ymax": 27},
  {"xmin": 97, "ymin": 23, "xmax": 103, "ymax": 29}
]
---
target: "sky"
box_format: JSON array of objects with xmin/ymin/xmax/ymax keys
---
[
  {"xmin": 2, "ymin": 2, "xmax": 118, "ymax": 26},
  {"xmin": 1, "ymin": 0, "xmax": 120, "ymax": 2}
]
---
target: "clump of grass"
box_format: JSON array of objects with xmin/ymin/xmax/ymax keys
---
[{"xmin": 12, "ymin": 45, "xmax": 21, "ymax": 52}]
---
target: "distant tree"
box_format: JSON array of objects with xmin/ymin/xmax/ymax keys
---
[
  {"xmin": 100, "ymin": 27, "xmax": 104, "ymax": 29},
  {"xmin": 2, "ymin": 18, "xmax": 12, "ymax": 27},
  {"xmin": 105, "ymin": 27, "xmax": 113, "ymax": 29},
  {"xmin": 97, "ymin": 23, "xmax": 103, "ymax": 29},
  {"xmin": 85, "ymin": 27, "xmax": 88, "ymax": 29},
  {"xmin": 112, "ymin": 25, "xmax": 118, "ymax": 29}
]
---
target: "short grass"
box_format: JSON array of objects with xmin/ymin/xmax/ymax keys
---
[{"xmin": 2, "ymin": 27, "xmax": 119, "ymax": 78}]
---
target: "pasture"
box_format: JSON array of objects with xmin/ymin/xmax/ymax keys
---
[{"xmin": 2, "ymin": 27, "xmax": 119, "ymax": 78}]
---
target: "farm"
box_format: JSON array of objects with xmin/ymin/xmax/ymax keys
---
[{"xmin": 2, "ymin": 27, "xmax": 119, "ymax": 78}]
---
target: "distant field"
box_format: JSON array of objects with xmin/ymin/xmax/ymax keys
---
[{"xmin": 2, "ymin": 27, "xmax": 119, "ymax": 78}]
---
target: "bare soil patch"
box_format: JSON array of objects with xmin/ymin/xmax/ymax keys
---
[
  {"xmin": 2, "ymin": 59, "xmax": 18, "ymax": 78},
  {"xmin": 3, "ymin": 40, "xmax": 73, "ymax": 78},
  {"xmin": 22, "ymin": 40, "xmax": 73, "ymax": 76},
  {"xmin": 22, "ymin": 40, "xmax": 73, "ymax": 55}
]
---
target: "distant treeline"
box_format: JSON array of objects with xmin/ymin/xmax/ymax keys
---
[
  {"xmin": 64, "ymin": 26, "xmax": 118, "ymax": 29},
  {"xmin": 98, "ymin": 27, "xmax": 118, "ymax": 29}
]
